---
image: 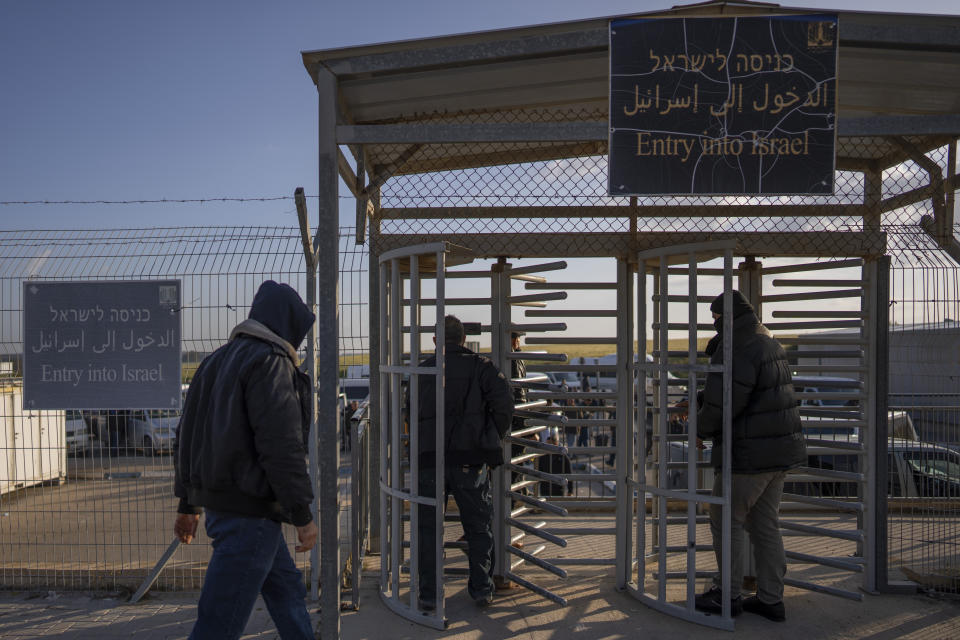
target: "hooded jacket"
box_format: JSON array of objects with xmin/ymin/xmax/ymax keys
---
[
  {"xmin": 174, "ymin": 281, "xmax": 316, "ymax": 526},
  {"xmin": 696, "ymin": 291, "xmax": 806, "ymax": 473},
  {"xmin": 416, "ymin": 344, "xmax": 514, "ymax": 468}
]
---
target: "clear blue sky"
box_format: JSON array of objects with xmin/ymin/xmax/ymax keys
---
[{"xmin": 1, "ymin": 0, "xmax": 956, "ymax": 231}]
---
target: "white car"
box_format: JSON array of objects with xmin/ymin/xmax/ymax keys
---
[
  {"xmin": 126, "ymin": 409, "xmax": 179, "ymax": 455},
  {"xmin": 64, "ymin": 410, "xmax": 93, "ymax": 456}
]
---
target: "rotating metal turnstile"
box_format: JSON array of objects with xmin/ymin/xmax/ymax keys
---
[
  {"xmin": 378, "ymin": 242, "xmax": 880, "ymax": 631},
  {"xmin": 377, "ymin": 245, "xmax": 576, "ymax": 627}
]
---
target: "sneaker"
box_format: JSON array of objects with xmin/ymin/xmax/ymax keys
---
[
  {"xmin": 474, "ymin": 591, "xmax": 494, "ymax": 607},
  {"xmin": 694, "ymin": 586, "xmax": 743, "ymax": 616},
  {"xmin": 742, "ymin": 595, "xmax": 785, "ymax": 622}
]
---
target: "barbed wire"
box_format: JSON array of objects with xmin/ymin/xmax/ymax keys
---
[{"xmin": 0, "ymin": 195, "xmax": 358, "ymax": 205}]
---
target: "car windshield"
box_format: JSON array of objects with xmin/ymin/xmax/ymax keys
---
[
  {"xmin": 344, "ymin": 386, "xmax": 369, "ymax": 401},
  {"xmin": 817, "ymin": 387, "xmax": 851, "ymax": 406},
  {"xmin": 903, "ymin": 452, "xmax": 960, "ymax": 481}
]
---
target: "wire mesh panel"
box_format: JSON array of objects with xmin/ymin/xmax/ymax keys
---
[
  {"xmin": 0, "ymin": 225, "xmax": 368, "ymax": 593},
  {"xmin": 886, "ymin": 244, "xmax": 960, "ymax": 594}
]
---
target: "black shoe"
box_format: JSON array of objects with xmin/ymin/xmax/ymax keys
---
[
  {"xmin": 418, "ymin": 598, "xmax": 436, "ymax": 612},
  {"xmin": 694, "ymin": 586, "xmax": 743, "ymax": 616},
  {"xmin": 742, "ymin": 595, "xmax": 785, "ymax": 622},
  {"xmin": 474, "ymin": 591, "xmax": 494, "ymax": 607}
]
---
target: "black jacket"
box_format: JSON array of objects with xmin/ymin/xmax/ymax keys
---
[
  {"xmin": 417, "ymin": 344, "xmax": 514, "ymax": 468},
  {"xmin": 174, "ymin": 281, "xmax": 316, "ymax": 526},
  {"xmin": 697, "ymin": 292, "xmax": 806, "ymax": 473}
]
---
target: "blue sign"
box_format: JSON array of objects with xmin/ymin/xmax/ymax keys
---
[
  {"xmin": 23, "ymin": 280, "xmax": 182, "ymax": 409},
  {"xmin": 609, "ymin": 15, "xmax": 838, "ymax": 195}
]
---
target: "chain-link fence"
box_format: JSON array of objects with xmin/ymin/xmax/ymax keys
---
[{"xmin": 0, "ymin": 225, "xmax": 368, "ymax": 594}]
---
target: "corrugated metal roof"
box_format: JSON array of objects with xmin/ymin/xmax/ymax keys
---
[{"xmin": 302, "ymin": 1, "xmax": 960, "ymax": 175}]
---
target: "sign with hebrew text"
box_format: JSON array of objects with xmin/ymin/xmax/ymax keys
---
[
  {"xmin": 23, "ymin": 280, "xmax": 182, "ymax": 409},
  {"xmin": 609, "ymin": 15, "xmax": 837, "ymax": 195}
]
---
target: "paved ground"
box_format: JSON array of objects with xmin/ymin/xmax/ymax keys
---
[{"xmin": 1, "ymin": 564, "xmax": 959, "ymax": 640}]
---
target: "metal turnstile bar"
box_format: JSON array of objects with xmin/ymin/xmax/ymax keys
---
[
  {"xmin": 509, "ymin": 292, "xmax": 568, "ymax": 304},
  {"xmin": 524, "ymin": 309, "xmax": 618, "ymax": 317},
  {"xmin": 765, "ymin": 320, "xmax": 863, "ymax": 330},
  {"xmin": 503, "ymin": 571, "xmax": 567, "ymax": 606},
  {"xmin": 784, "ymin": 350, "xmax": 863, "ymax": 359},
  {"xmin": 785, "ymin": 550, "xmax": 864, "ymax": 572},
  {"xmin": 762, "ymin": 289, "xmax": 863, "ymax": 303},
  {"xmin": 781, "ymin": 493, "xmax": 864, "ymax": 513},
  {"xmin": 771, "ymin": 279, "xmax": 865, "ymax": 287},
  {"xmin": 761, "ymin": 258, "xmax": 863, "ymax": 274},
  {"xmin": 524, "ymin": 281, "xmax": 617, "ymax": 290},
  {"xmin": 793, "ymin": 466, "xmax": 865, "ymax": 482},
  {"xmin": 780, "ymin": 521, "xmax": 864, "ymax": 542},
  {"xmin": 508, "ymin": 545, "xmax": 567, "ymax": 578},
  {"xmin": 504, "ymin": 518, "xmax": 567, "ymax": 548},
  {"xmin": 526, "ymin": 337, "xmax": 618, "ymax": 344},
  {"xmin": 783, "ymin": 578, "xmax": 863, "ymax": 601},
  {"xmin": 772, "ymin": 311, "xmax": 865, "ymax": 319}
]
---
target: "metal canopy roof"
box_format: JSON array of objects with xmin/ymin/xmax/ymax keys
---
[{"xmin": 303, "ymin": 1, "xmax": 960, "ymax": 178}]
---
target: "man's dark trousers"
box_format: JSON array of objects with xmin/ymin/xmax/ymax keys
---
[
  {"xmin": 417, "ymin": 464, "xmax": 495, "ymax": 603},
  {"xmin": 189, "ymin": 509, "xmax": 313, "ymax": 640}
]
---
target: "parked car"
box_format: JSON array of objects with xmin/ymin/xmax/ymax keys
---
[
  {"xmin": 126, "ymin": 409, "xmax": 179, "ymax": 455},
  {"xmin": 340, "ymin": 378, "xmax": 370, "ymax": 404},
  {"xmin": 64, "ymin": 410, "xmax": 93, "ymax": 456},
  {"xmin": 790, "ymin": 436, "xmax": 960, "ymax": 498},
  {"xmin": 545, "ymin": 371, "xmax": 582, "ymax": 392}
]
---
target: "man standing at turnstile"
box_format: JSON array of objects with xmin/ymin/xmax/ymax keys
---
[
  {"xmin": 415, "ymin": 315, "xmax": 514, "ymax": 610},
  {"xmin": 693, "ymin": 291, "xmax": 806, "ymax": 622}
]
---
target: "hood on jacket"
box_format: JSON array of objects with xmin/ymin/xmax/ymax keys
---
[
  {"xmin": 709, "ymin": 290, "xmax": 754, "ymax": 318},
  {"xmin": 248, "ymin": 281, "xmax": 315, "ymax": 350}
]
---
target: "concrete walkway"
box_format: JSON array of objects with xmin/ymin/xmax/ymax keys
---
[{"xmin": 1, "ymin": 564, "xmax": 958, "ymax": 639}]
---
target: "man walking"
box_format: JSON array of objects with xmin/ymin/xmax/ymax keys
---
[
  {"xmin": 416, "ymin": 315, "xmax": 514, "ymax": 610},
  {"xmin": 174, "ymin": 280, "xmax": 318, "ymax": 640},
  {"xmin": 693, "ymin": 290, "xmax": 806, "ymax": 622}
]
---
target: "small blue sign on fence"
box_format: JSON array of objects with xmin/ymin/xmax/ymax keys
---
[{"xmin": 22, "ymin": 280, "xmax": 182, "ymax": 409}]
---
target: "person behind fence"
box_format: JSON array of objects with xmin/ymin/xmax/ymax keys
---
[
  {"xmin": 691, "ymin": 290, "xmax": 806, "ymax": 623},
  {"xmin": 415, "ymin": 315, "xmax": 514, "ymax": 611},
  {"xmin": 537, "ymin": 428, "xmax": 572, "ymax": 497},
  {"xmin": 173, "ymin": 280, "xmax": 318, "ymax": 640},
  {"xmin": 342, "ymin": 399, "xmax": 358, "ymax": 451}
]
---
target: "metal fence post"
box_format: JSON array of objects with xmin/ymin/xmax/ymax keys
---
[
  {"xmin": 294, "ymin": 188, "xmax": 320, "ymax": 601},
  {"xmin": 368, "ymin": 210, "xmax": 382, "ymax": 554},
  {"xmin": 316, "ymin": 66, "xmax": 342, "ymax": 639}
]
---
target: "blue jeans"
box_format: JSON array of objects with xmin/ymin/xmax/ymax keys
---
[
  {"xmin": 418, "ymin": 465, "xmax": 494, "ymax": 604},
  {"xmin": 190, "ymin": 509, "xmax": 313, "ymax": 640}
]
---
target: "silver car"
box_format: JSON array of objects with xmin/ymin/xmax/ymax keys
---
[{"xmin": 126, "ymin": 409, "xmax": 178, "ymax": 455}]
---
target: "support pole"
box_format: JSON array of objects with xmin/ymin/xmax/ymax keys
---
[
  {"xmin": 295, "ymin": 188, "xmax": 321, "ymax": 602},
  {"xmin": 368, "ymin": 209, "xmax": 382, "ymax": 554},
  {"xmin": 316, "ymin": 66, "xmax": 342, "ymax": 639}
]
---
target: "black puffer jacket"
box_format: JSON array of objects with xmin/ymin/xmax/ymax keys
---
[
  {"xmin": 417, "ymin": 344, "xmax": 514, "ymax": 468},
  {"xmin": 697, "ymin": 292, "xmax": 806, "ymax": 473},
  {"xmin": 174, "ymin": 281, "xmax": 316, "ymax": 526}
]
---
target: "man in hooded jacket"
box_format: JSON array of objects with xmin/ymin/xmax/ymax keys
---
[
  {"xmin": 415, "ymin": 315, "xmax": 514, "ymax": 611},
  {"xmin": 693, "ymin": 290, "xmax": 806, "ymax": 622},
  {"xmin": 174, "ymin": 280, "xmax": 317, "ymax": 640}
]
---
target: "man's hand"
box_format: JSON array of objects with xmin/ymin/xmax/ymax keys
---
[
  {"xmin": 174, "ymin": 513, "xmax": 200, "ymax": 544},
  {"xmin": 295, "ymin": 521, "xmax": 319, "ymax": 553},
  {"xmin": 673, "ymin": 400, "xmax": 689, "ymax": 422}
]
